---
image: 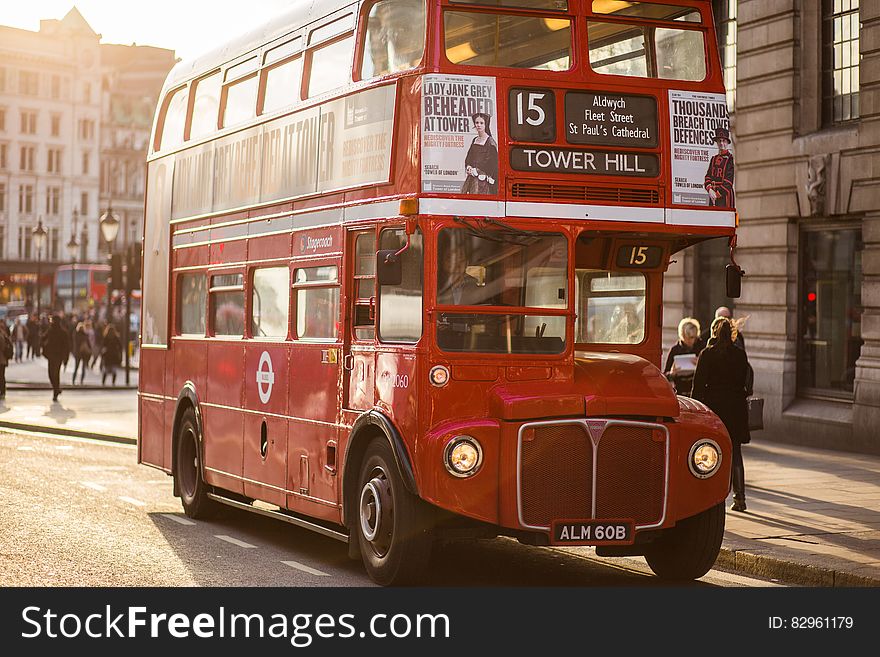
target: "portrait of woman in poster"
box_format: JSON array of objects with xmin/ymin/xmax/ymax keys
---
[{"xmin": 461, "ymin": 112, "xmax": 499, "ymax": 195}]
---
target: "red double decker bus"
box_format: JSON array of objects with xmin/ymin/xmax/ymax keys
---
[
  {"xmin": 139, "ymin": 0, "xmax": 739, "ymax": 585},
  {"xmin": 54, "ymin": 263, "xmax": 111, "ymax": 312}
]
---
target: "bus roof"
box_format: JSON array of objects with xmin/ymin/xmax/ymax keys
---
[{"xmin": 162, "ymin": 0, "xmax": 351, "ymax": 93}]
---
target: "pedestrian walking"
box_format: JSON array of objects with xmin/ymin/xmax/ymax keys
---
[
  {"xmin": 0, "ymin": 322, "xmax": 12, "ymax": 400},
  {"xmin": 42, "ymin": 315, "xmax": 69, "ymax": 402},
  {"xmin": 12, "ymin": 317, "xmax": 28, "ymax": 363},
  {"xmin": 72, "ymin": 322, "xmax": 92, "ymax": 385},
  {"xmin": 663, "ymin": 317, "xmax": 701, "ymax": 395},
  {"xmin": 691, "ymin": 316, "xmax": 751, "ymax": 512},
  {"xmin": 101, "ymin": 324, "xmax": 123, "ymax": 386},
  {"xmin": 26, "ymin": 314, "xmax": 39, "ymax": 358}
]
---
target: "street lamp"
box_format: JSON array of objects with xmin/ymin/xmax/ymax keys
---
[
  {"xmin": 100, "ymin": 204, "xmax": 119, "ymax": 323},
  {"xmin": 32, "ymin": 219, "xmax": 48, "ymax": 316},
  {"xmin": 66, "ymin": 226, "xmax": 79, "ymax": 316}
]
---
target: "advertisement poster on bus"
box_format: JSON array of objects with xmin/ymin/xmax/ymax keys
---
[
  {"xmin": 421, "ymin": 74, "xmax": 498, "ymax": 195},
  {"xmin": 668, "ymin": 90, "xmax": 734, "ymax": 208}
]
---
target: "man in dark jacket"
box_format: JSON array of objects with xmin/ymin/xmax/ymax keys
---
[{"xmin": 42, "ymin": 315, "xmax": 69, "ymax": 401}]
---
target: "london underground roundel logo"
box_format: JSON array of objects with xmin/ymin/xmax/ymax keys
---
[{"xmin": 257, "ymin": 351, "xmax": 275, "ymax": 404}]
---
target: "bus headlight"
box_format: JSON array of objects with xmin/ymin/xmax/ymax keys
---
[
  {"xmin": 444, "ymin": 436, "xmax": 482, "ymax": 478},
  {"xmin": 689, "ymin": 440, "xmax": 721, "ymax": 479}
]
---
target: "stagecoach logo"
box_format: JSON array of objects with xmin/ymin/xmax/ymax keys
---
[
  {"xmin": 300, "ymin": 235, "xmax": 334, "ymax": 253},
  {"xmin": 257, "ymin": 351, "xmax": 275, "ymax": 404}
]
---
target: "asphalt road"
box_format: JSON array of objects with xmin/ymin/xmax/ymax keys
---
[{"xmin": 0, "ymin": 428, "xmax": 782, "ymax": 588}]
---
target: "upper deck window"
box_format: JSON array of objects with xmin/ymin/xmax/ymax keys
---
[
  {"xmin": 306, "ymin": 34, "xmax": 355, "ymax": 98},
  {"xmin": 450, "ymin": 0, "xmax": 568, "ymax": 10},
  {"xmin": 222, "ymin": 61, "xmax": 259, "ymax": 128},
  {"xmin": 591, "ymin": 1, "xmax": 701, "ymax": 23},
  {"xmin": 262, "ymin": 40, "xmax": 303, "ymax": 114},
  {"xmin": 188, "ymin": 72, "xmax": 222, "ymax": 141},
  {"xmin": 361, "ymin": 0, "xmax": 426, "ymax": 79},
  {"xmin": 158, "ymin": 86, "xmax": 188, "ymax": 151},
  {"xmin": 444, "ymin": 10, "xmax": 572, "ymax": 70},
  {"xmin": 588, "ymin": 21, "xmax": 706, "ymax": 81}
]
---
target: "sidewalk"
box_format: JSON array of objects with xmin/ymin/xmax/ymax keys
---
[
  {"xmin": 4, "ymin": 354, "xmax": 138, "ymax": 389},
  {"xmin": 0, "ymin": 386, "xmax": 877, "ymax": 587}
]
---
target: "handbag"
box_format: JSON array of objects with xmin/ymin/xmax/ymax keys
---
[{"xmin": 747, "ymin": 396, "xmax": 764, "ymax": 431}]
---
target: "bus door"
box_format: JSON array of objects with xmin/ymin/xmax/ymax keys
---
[
  {"xmin": 243, "ymin": 265, "xmax": 290, "ymax": 508},
  {"xmin": 288, "ymin": 256, "xmax": 343, "ymax": 515},
  {"xmin": 343, "ymin": 230, "xmax": 377, "ymax": 413}
]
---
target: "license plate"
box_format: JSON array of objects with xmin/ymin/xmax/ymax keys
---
[{"xmin": 551, "ymin": 519, "xmax": 635, "ymax": 546}]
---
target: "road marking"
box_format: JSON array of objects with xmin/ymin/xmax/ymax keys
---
[
  {"xmin": 119, "ymin": 496, "xmax": 146, "ymax": 507},
  {"xmin": 282, "ymin": 560, "xmax": 330, "ymax": 577},
  {"xmin": 55, "ymin": 445, "xmax": 74, "ymax": 450},
  {"xmin": 215, "ymin": 535, "xmax": 258, "ymax": 549},
  {"xmin": 17, "ymin": 446, "xmax": 35, "ymax": 451},
  {"xmin": 81, "ymin": 481, "xmax": 107, "ymax": 492},
  {"xmin": 81, "ymin": 465, "xmax": 127, "ymax": 471},
  {"xmin": 160, "ymin": 514, "xmax": 196, "ymax": 526}
]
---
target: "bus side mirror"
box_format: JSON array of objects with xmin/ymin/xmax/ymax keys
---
[
  {"xmin": 726, "ymin": 264, "xmax": 743, "ymax": 299},
  {"xmin": 377, "ymin": 250, "xmax": 403, "ymax": 286}
]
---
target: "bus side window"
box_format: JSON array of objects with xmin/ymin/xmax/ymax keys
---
[
  {"xmin": 177, "ymin": 273, "xmax": 207, "ymax": 336},
  {"xmin": 222, "ymin": 58, "xmax": 259, "ymax": 128},
  {"xmin": 361, "ymin": 0, "xmax": 426, "ymax": 79},
  {"xmin": 251, "ymin": 267, "xmax": 290, "ymax": 338},
  {"xmin": 293, "ymin": 266, "xmax": 339, "ymax": 341},
  {"xmin": 306, "ymin": 18, "xmax": 355, "ymax": 98},
  {"xmin": 209, "ymin": 273, "xmax": 245, "ymax": 337},
  {"xmin": 353, "ymin": 233, "xmax": 376, "ymax": 340},
  {"xmin": 188, "ymin": 71, "xmax": 222, "ymax": 141},
  {"xmin": 261, "ymin": 38, "xmax": 303, "ymax": 115},
  {"xmin": 378, "ymin": 228, "xmax": 423, "ymax": 343},
  {"xmin": 157, "ymin": 86, "xmax": 188, "ymax": 152}
]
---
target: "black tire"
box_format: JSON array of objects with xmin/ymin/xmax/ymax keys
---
[
  {"xmin": 175, "ymin": 406, "xmax": 217, "ymax": 519},
  {"xmin": 355, "ymin": 438, "xmax": 432, "ymax": 585},
  {"xmin": 645, "ymin": 502, "xmax": 725, "ymax": 581}
]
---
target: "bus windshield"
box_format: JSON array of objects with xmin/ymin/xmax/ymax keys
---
[{"xmin": 436, "ymin": 227, "xmax": 568, "ymax": 354}]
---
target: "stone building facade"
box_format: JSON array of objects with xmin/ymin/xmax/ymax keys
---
[{"xmin": 664, "ymin": 0, "xmax": 880, "ymax": 454}]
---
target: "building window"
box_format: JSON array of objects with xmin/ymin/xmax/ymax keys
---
[
  {"xmin": 19, "ymin": 71, "xmax": 39, "ymax": 96},
  {"xmin": 799, "ymin": 226, "xmax": 863, "ymax": 398},
  {"xmin": 19, "ymin": 185, "xmax": 34, "ymax": 214},
  {"xmin": 82, "ymin": 151, "xmax": 90, "ymax": 175},
  {"xmin": 0, "ymin": 143, "xmax": 7, "ymax": 169},
  {"xmin": 19, "ymin": 146, "xmax": 35, "ymax": 171},
  {"xmin": 51, "ymin": 227, "xmax": 59, "ymax": 261},
  {"xmin": 79, "ymin": 119, "xmax": 95, "ymax": 140},
  {"xmin": 0, "ymin": 107, "xmax": 5, "ymax": 131},
  {"xmin": 714, "ymin": 0, "xmax": 737, "ymax": 111},
  {"xmin": 0, "ymin": 68, "xmax": 5, "ymax": 92},
  {"xmin": 20, "ymin": 110, "xmax": 37, "ymax": 134},
  {"xmin": 823, "ymin": 0, "xmax": 860, "ymax": 124},
  {"xmin": 81, "ymin": 192, "xmax": 89, "ymax": 217},
  {"xmin": 0, "ymin": 182, "xmax": 5, "ymax": 211},
  {"xmin": 51, "ymin": 114, "xmax": 61, "ymax": 137},
  {"xmin": 46, "ymin": 186, "xmax": 61, "ymax": 215},
  {"xmin": 51, "ymin": 75, "xmax": 61, "ymax": 99},
  {"xmin": 47, "ymin": 148, "xmax": 62, "ymax": 174},
  {"xmin": 83, "ymin": 82, "xmax": 92, "ymax": 104}
]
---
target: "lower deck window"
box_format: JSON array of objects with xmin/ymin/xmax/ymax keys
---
[
  {"xmin": 295, "ymin": 266, "xmax": 339, "ymax": 340},
  {"xmin": 575, "ymin": 270, "xmax": 647, "ymax": 345}
]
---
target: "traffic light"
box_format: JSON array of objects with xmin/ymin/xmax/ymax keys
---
[
  {"xmin": 127, "ymin": 246, "xmax": 141, "ymax": 292},
  {"xmin": 110, "ymin": 253, "xmax": 123, "ymax": 291}
]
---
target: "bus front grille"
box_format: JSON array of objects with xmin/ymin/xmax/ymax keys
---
[
  {"xmin": 518, "ymin": 421, "xmax": 668, "ymax": 530},
  {"xmin": 510, "ymin": 182, "xmax": 660, "ymax": 205}
]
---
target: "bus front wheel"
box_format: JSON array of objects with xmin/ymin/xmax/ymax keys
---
[
  {"xmin": 355, "ymin": 438, "xmax": 432, "ymax": 585},
  {"xmin": 175, "ymin": 407, "xmax": 217, "ymax": 519},
  {"xmin": 644, "ymin": 502, "xmax": 725, "ymax": 581}
]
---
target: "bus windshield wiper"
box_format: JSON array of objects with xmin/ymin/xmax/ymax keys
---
[{"xmin": 453, "ymin": 216, "xmax": 539, "ymax": 246}]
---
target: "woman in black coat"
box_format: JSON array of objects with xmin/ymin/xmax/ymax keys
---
[
  {"xmin": 691, "ymin": 317, "xmax": 751, "ymax": 512},
  {"xmin": 101, "ymin": 325, "xmax": 123, "ymax": 386}
]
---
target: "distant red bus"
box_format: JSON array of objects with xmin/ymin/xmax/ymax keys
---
[
  {"xmin": 54, "ymin": 264, "xmax": 110, "ymax": 312},
  {"xmin": 140, "ymin": 0, "xmax": 738, "ymax": 585}
]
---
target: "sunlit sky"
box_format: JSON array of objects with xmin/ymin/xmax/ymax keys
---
[{"xmin": 0, "ymin": 1, "xmax": 296, "ymax": 61}]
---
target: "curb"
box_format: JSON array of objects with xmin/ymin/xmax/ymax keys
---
[
  {"xmin": 0, "ymin": 420, "xmax": 137, "ymax": 446},
  {"xmin": 7, "ymin": 383, "xmax": 138, "ymax": 391},
  {"xmin": 716, "ymin": 547, "xmax": 880, "ymax": 587}
]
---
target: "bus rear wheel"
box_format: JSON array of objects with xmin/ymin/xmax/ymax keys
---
[
  {"xmin": 356, "ymin": 438, "xmax": 432, "ymax": 585},
  {"xmin": 644, "ymin": 502, "xmax": 725, "ymax": 581},
  {"xmin": 175, "ymin": 407, "xmax": 217, "ymax": 519}
]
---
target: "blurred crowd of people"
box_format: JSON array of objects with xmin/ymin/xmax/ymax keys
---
[{"xmin": 0, "ymin": 304, "xmax": 127, "ymax": 402}]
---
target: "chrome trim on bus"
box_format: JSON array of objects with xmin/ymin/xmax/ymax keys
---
[
  {"xmin": 508, "ymin": 201, "xmax": 664, "ymax": 223},
  {"xmin": 666, "ymin": 208, "xmax": 736, "ymax": 227},
  {"xmin": 205, "ymin": 467, "xmax": 339, "ymax": 509},
  {"xmin": 516, "ymin": 419, "xmax": 670, "ymax": 532},
  {"xmin": 206, "ymin": 493, "xmax": 348, "ymax": 543},
  {"xmin": 419, "ymin": 198, "xmax": 505, "ymax": 217}
]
